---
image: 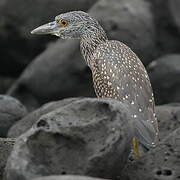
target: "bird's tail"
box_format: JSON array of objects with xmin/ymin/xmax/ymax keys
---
[{"xmin": 133, "ymin": 119, "xmax": 157, "ymax": 151}]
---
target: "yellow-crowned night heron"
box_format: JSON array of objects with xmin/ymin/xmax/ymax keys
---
[{"xmin": 31, "ymin": 11, "xmax": 159, "ymax": 157}]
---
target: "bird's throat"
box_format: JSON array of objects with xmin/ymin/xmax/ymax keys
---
[{"xmin": 80, "ymin": 31, "xmax": 107, "ymax": 67}]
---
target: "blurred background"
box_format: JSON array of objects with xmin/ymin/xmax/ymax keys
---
[{"xmin": 1, "ymin": 0, "xmax": 180, "ymax": 111}]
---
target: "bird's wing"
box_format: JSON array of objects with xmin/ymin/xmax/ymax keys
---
[
  {"xmin": 133, "ymin": 118, "xmax": 156, "ymax": 149},
  {"xmin": 91, "ymin": 40, "xmax": 158, "ymax": 148}
]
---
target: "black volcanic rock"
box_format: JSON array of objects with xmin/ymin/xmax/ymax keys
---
[
  {"xmin": 148, "ymin": 54, "xmax": 180, "ymax": 105},
  {"xmin": 155, "ymin": 103, "xmax": 180, "ymax": 140},
  {"xmin": 5, "ymin": 98, "xmax": 133, "ymax": 180},
  {"xmin": 147, "ymin": 0, "xmax": 180, "ymax": 58},
  {"xmin": 168, "ymin": 0, "xmax": 180, "ymax": 32},
  {"xmin": 89, "ymin": 0, "xmax": 156, "ymax": 65},
  {"xmin": 31, "ymin": 175, "xmax": 107, "ymax": 180},
  {"xmin": 0, "ymin": 76, "xmax": 14, "ymax": 94},
  {"xmin": 8, "ymin": 97, "xmax": 82, "ymax": 138},
  {"xmin": 0, "ymin": 95, "xmax": 27, "ymax": 137},
  {"xmin": 0, "ymin": 138, "xmax": 15, "ymax": 179},
  {"xmin": 120, "ymin": 126, "xmax": 180, "ymax": 180},
  {"xmin": 7, "ymin": 40, "xmax": 95, "ymax": 106}
]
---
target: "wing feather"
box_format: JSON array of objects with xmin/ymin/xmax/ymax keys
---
[{"xmin": 90, "ymin": 40, "xmax": 158, "ymax": 148}]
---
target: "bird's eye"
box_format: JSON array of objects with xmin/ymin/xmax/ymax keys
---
[{"xmin": 57, "ymin": 19, "xmax": 69, "ymax": 27}]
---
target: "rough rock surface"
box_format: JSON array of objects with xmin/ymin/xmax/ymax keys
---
[
  {"xmin": 32, "ymin": 175, "xmax": 107, "ymax": 180},
  {"xmin": 148, "ymin": 54, "xmax": 180, "ymax": 105},
  {"xmin": 0, "ymin": 95, "xmax": 27, "ymax": 137},
  {"xmin": 156, "ymin": 103, "xmax": 180, "ymax": 140},
  {"xmin": 5, "ymin": 98, "xmax": 133, "ymax": 180},
  {"xmin": 0, "ymin": 0, "xmax": 97, "ymax": 76},
  {"xmin": 120, "ymin": 126, "xmax": 180, "ymax": 180},
  {"xmin": 90, "ymin": 0, "xmax": 156, "ymax": 65},
  {"xmin": 0, "ymin": 138, "xmax": 15, "ymax": 179},
  {"xmin": 7, "ymin": 40, "xmax": 95, "ymax": 106},
  {"xmin": 8, "ymin": 97, "xmax": 82, "ymax": 138}
]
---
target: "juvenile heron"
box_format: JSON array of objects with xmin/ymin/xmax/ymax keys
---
[{"xmin": 31, "ymin": 11, "xmax": 159, "ymax": 157}]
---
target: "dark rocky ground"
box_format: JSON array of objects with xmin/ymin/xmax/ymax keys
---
[{"xmin": 1, "ymin": 0, "xmax": 180, "ymax": 179}]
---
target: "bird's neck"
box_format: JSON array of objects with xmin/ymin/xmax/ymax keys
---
[{"xmin": 80, "ymin": 30, "xmax": 108, "ymax": 67}]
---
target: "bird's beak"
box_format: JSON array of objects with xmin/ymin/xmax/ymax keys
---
[{"xmin": 31, "ymin": 21, "xmax": 59, "ymax": 36}]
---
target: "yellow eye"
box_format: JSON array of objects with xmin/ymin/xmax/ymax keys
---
[{"xmin": 57, "ymin": 19, "xmax": 69, "ymax": 27}]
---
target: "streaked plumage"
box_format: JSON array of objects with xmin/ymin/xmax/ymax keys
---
[{"xmin": 31, "ymin": 11, "xmax": 159, "ymax": 150}]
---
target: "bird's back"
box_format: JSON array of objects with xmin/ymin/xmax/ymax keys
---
[{"xmin": 90, "ymin": 40, "xmax": 158, "ymax": 148}]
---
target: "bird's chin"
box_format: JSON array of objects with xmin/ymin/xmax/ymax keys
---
[
  {"xmin": 52, "ymin": 32, "xmax": 66, "ymax": 39},
  {"xmin": 58, "ymin": 35, "xmax": 67, "ymax": 39},
  {"xmin": 57, "ymin": 35, "xmax": 72, "ymax": 40},
  {"xmin": 51, "ymin": 31, "xmax": 60, "ymax": 37}
]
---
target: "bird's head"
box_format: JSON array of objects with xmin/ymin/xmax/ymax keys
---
[{"xmin": 31, "ymin": 11, "xmax": 102, "ymax": 39}]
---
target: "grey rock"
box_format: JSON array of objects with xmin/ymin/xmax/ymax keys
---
[
  {"xmin": 7, "ymin": 40, "xmax": 95, "ymax": 106},
  {"xmin": 5, "ymin": 98, "xmax": 133, "ymax": 180},
  {"xmin": 90, "ymin": 0, "xmax": 157, "ymax": 65},
  {"xmin": 0, "ymin": 138, "xmax": 15, "ymax": 179},
  {"xmin": 146, "ymin": 0, "xmax": 180, "ymax": 58},
  {"xmin": 0, "ymin": 0, "xmax": 97, "ymax": 76},
  {"xmin": 156, "ymin": 103, "xmax": 180, "ymax": 141},
  {"xmin": 8, "ymin": 97, "xmax": 82, "ymax": 138},
  {"xmin": 120, "ymin": 126, "xmax": 180, "ymax": 180},
  {"xmin": 11, "ymin": 91, "xmax": 40, "ymax": 112},
  {"xmin": 168, "ymin": 0, "xmax": 180, "ymax": 32},
  {"xmin": 0, "ymin": 76, "xmax": 14, "ymax": 94},
  {"xmin": 31, "ymin": 175, "xmax": 107, "ymax": 180},
  {"xmin": 148, "ymin": 54, "xmax": 180, "ymax": 105},
  {"xmin": 0, "ymin": 95, "xmax": 27, "ymax": 137}
]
